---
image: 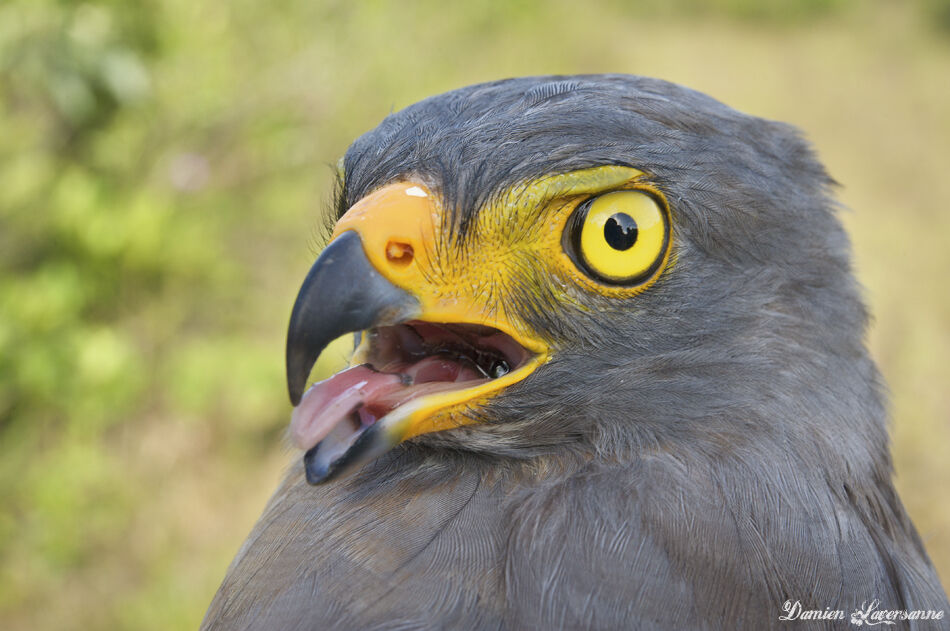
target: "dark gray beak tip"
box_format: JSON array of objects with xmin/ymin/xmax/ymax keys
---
[
  {"xmin": 303, "ymin": 421, "xmax": 390, "ymax": 485},
  {"xmin": 303, "ymin": 446, "xmax": 330, "ymax": 484}
]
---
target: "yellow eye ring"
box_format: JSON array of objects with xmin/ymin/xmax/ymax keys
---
[{"xmin": 564, "ymin": 189, "xmax": 671, "ymax": 285}]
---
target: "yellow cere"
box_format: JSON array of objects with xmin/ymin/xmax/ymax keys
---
[{"xmin": 578, "ymin": 190, "xmax": 667, "ymax": 283}]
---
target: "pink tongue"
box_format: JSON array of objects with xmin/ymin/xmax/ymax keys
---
[
  {"xmin": 290, "ymin": 365, "xmax": 404, "ymax": 450},
  {"xmin": 289, "ymin": 359, "xmax": 488, "ymax": 452}
]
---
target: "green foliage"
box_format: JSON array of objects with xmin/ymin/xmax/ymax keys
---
[
  {"xmin": 609, "ymin": 0, "xmax": 849, "ymax": 22},
  {"xmin": 1, "ymin": 1, "xmax": 948, "ymax": 629},
  {"xmin": 0, "ymin": 2, "xmax": 298, "ymax": 628}
]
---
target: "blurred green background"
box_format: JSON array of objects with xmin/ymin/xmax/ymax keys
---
[{"xmin": 2, "ymin": 1, "xmax": 949, "ymax": 628}]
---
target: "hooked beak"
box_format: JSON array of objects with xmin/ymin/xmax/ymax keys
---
[
  {"xmin": 285, "ymin": 230, "xmax": 421, "ymax": 483},
  {"xmin": 286, "ymin": 230, "xmax": 419, "ymax": 407},
  {"xmin": 285, "ymin": 182, "xmax": 546, "ymax": 485}
]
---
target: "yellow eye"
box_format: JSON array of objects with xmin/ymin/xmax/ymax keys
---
[{"xmin": 565, "ymin": 189, "xmax": 670, "ymax": 285}]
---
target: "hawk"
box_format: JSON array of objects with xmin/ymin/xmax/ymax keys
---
[{"xmin": 204, "ymin": 75, "xmax": 950, "ymax": 630}]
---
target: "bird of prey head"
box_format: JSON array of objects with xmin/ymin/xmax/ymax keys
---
[
  {"xmin": 207, "ymin": 75, "xmax": 949, "ymax": 630},
  {"xmin": 286, "ymin": 74, "xmax": 871, "ymax": 485}
]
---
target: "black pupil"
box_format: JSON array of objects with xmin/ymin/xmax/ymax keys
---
[{"xmin": 603, "ymin": 213, "xmax": 638, "ymax": 250}]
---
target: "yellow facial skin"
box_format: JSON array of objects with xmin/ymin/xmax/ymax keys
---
[{"xmin": 329, "ymin": 165, "xmax": 673, "ymax": 442}]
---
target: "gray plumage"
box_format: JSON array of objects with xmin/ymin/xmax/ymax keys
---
[{"xmin": 203, "ymin": 75, "xmax": 950, "ymax": 630}]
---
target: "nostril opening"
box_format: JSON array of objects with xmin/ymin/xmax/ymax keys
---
[{"xmin": 385, "ymin": 240, "xmax": 414, "ymax": 267}]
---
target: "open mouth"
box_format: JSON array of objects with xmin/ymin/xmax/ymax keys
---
[{"xmin": 290, "ymin": 321, "xmax": 534, "ymax": 475}]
